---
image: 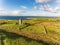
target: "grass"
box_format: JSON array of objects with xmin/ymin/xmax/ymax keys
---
[
  {"xmin": 20, "ymin": 25, "xmax": 45, "ymax": 34},
  {"xmin": 4, "ymin": 36, "xmax": 44, "ymax": 45},
  {"xmin": 0, "ymin": 18, "xmax": 60, "ymax": 45},
  {"xmin": 46, "ymin": 26, "xmax": 60, "ymax": 34},
  {"xmin": 0, "ymin": 30, "xmax": 48, "ymax": 45}
]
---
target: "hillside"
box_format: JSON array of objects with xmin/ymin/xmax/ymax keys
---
[{"xmin": 0, "ymin": 18, "xmax": 60, "ymax": 45}]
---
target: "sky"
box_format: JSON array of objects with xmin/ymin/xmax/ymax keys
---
[{"xmin": 0, "ymin": 0, "xmax": 60, "ymax": 16}]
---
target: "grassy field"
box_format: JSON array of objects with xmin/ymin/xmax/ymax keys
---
[{"xmin": 0, "ymin": 18, "xmax": 60, "ymax": 45}]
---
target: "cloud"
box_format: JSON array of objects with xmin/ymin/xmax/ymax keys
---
[
  {"xmin": 21, "ymin": 10, "xmax": 60, "ymax": 16},
  {"xmin": 0, "ymin": 5, "xmax": 60, "ymax": 16},
  {"xmin": 35, "ymin": 0, "xmax": 60, "ymax": 3},
  {"xmin": 35, "ymin": 0, "xmax": 60, "ymax": 13},
  {"xmin": 34, "ymin": 6, "xmax": 37, "ymax": 9},
  {"xmin": 0, "ymin": 10, "xmax": 24, "ymax": 16},
  {"xmin": 10, "ymin": 10, "xmax": 27, "ymax": 15},
  {"xmin": 39, "ymin": 4, "xmax": 60, "ymax": 13},
  {"xmin": 35, "ymin": 0, "xmax": 54, "ymax": 12},
  {"xmin": 0, "ymin": 9, "xmax": 60, "ymax": 16},
  {"xmin": 56, "ymin": 0, "xmax": 60, "ymax": 2},
  {"xmin": 20, "ymin": 6, "xmax": 27, "ymax": 9},
  {"xmin": 0, "ymin": 5, "xmax": 28, "ymax": 15},
  {"xmin": 0, "ymin": 8, "xmax": 4, "ymax": 10},
  {"xmin": 0, "ymin": 8, "xmax": 7, "ymax": 15},
  {"xmin": 11, "ymin": 10, "xmax": 20, "ymax": 15},
  {"xmin": 0, "ymin": 9, "xmax": 21, "ymax": 15},
  {"xmin": 39, "ymin": 5, "xmax": 45, "ymax": 11},
  {"xmin": 35, "ymin": 0, "xmax": 52, "ymax": 3}
]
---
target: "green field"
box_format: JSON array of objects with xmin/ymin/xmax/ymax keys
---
[{"xmin": 0, "ymin": 18, "xmax": 60, "ymax": 45}]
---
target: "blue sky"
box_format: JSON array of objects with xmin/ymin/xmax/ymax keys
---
[{"xmin": 0, "ymin": 0, "xmax": 60, "ymax": 16}]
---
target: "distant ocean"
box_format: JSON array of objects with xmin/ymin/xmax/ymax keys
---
[{"xmin": 0, "ymin": 16, "xmax": 60, "ymax": 20}]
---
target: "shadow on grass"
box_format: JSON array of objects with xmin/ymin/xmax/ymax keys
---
[
  {"xmin": 0, "ymin": 22, "xmax": 7, "ymax": 25},
  {"xmin": 0, "ymin": 29, "xmax": 20, "ymax": 39},
  {"xmin": 0, "ymin": 29, "xmax": 58, "ymax": 45}
]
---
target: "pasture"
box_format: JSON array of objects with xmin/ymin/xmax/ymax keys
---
[{"xmin": 0, "ymin": 18, "xmax": 60, "ymax": 45}]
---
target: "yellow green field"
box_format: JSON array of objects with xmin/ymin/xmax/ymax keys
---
[{"xmin": 0, "ymin": 18, "xmax": 60, "ymax": 45}]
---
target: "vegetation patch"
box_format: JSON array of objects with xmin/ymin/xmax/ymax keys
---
[{"xmin": 0, "ymin": 18, "xmax": 60, "ymax": 45}]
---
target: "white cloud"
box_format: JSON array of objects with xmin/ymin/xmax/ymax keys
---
[
  {"xmin": 44, "ymin": 4, "xmax": 60, "ymax": 12},
  {"xmin": 23, "ymin": 11, "xmax": 60, "ymax": 16},
  {"xmin": 20, "ymin": 6, "xmax": 27, "ymax": 9},
  {"xmin": 35, "ymin": 0, "xmax": 52, "ymax": 3},
  {"xmin": 0, "ymin": 9, "xmax": 60, "ymax": 16},
  {"xmin": 0, "ymin": 5, "xmax": 28, "ymax": 16},
  {"xmin": 34, "ymin": 6, "xmax": 37, "ymax": 10},
  {"xmin": 0, "ymin": 9, "xmax": 20, "ymax": 15},
  {"xmin": 34, "ymin": 4, "xmax": 60, "ymax": 13},
  {"xmin": 0, "ymin": 8, "xmax": 4, "ymax": 10},
  {"xmin": 11, "ymin": 10, "xmax": 20, "ymax": 15},
  {"xmin": 0, "ymin": 5, "xmax": 60, "ymax": 16},
  {"xmin": 39, "ymin": 5, "xmax": 45, "ymax": 11},
  {"xmin": 0, "ymin": 9, "xmax": 7, "ymax": 15},
  {"xmin": 56, "ymin": 0, "xmax": 60, "ymax": 2},
  {"xmin": 35, "ymin": 0, "xmax": 60, "ymax": 3},
  {"xmin": 35, "ymin": 0, "xmax": 60, "ymax": 13}
]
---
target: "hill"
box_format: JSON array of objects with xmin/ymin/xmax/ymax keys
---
[{"xmin": 0, "ymin": 18, "xmax": 60, "ymax": 45}]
